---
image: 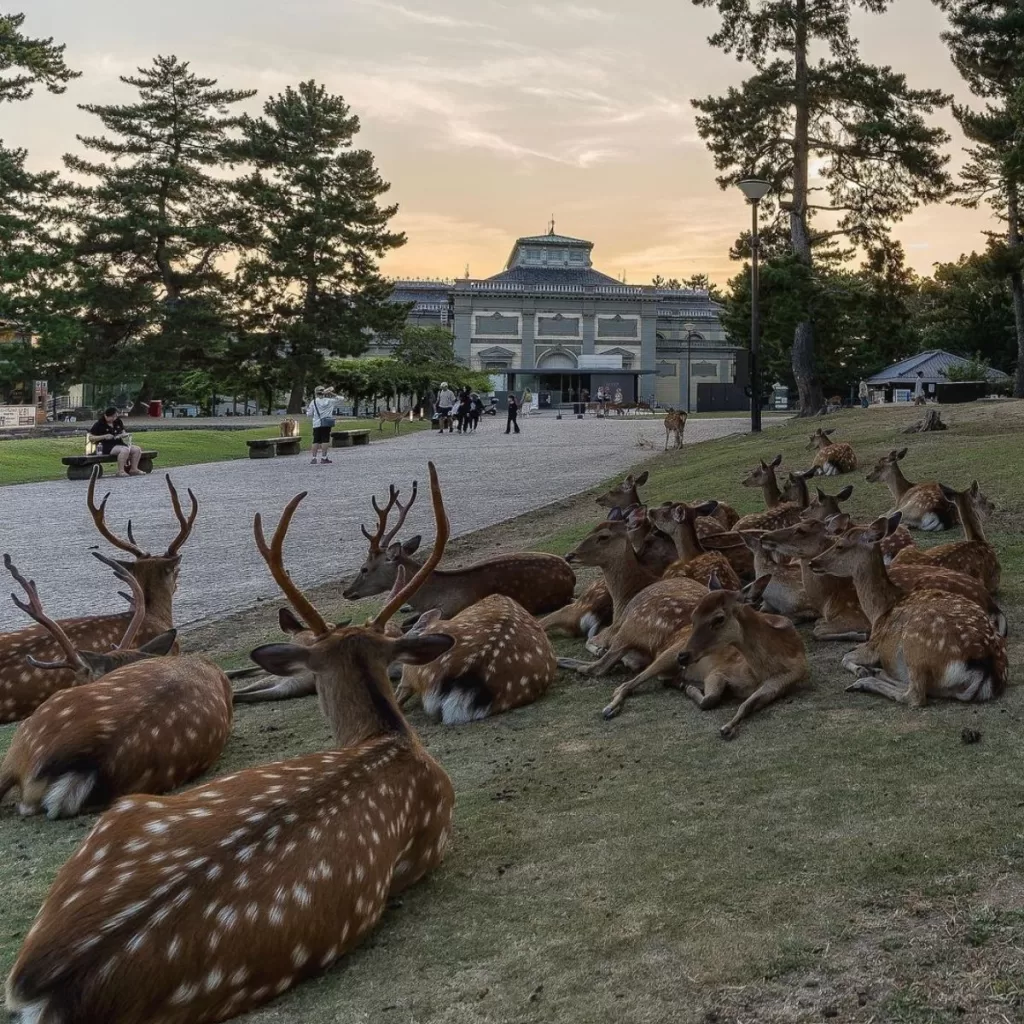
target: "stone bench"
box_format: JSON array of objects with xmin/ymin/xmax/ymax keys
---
[
  {"xmin": 330, "ymin": 429, "xmax": 371, "ymax": 448},
  {"xmin": 246, "ymin": 437, "xmax": 301, "ymax": 459},
  {"xmin": 61, "ymin": 451, "xmax": 158, "ymax": 481}
]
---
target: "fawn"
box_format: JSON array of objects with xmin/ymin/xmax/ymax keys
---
[
  {"xmin": 737, "ymin": 531, "xmax": 817, "ymax": 622},
  {"xmin": 0, "ymin": 553, "xmax": 230, "ymax": 820},
  {"xmin": 735, "ymin": 455, "xmax": 805, "ymax": 531},
  {"xmin": 663, "ymin": 409, "xmax": 687, "ymax": 450},
  {"xmin": 865, "ymin": 448, "xmax": 958, "ymax": 531},
  {"xmin": 6, "ymin": 463, "xmax": 458, "ymax": 1024},
  {"xmin": 648, "ymin": 502, "xmax": 742, "ymax": 590},
  {"xmin": 808, "ymin": 515, "xmax": 1008, "ymax": 705},
  {"xmin": 806, "ymin": 427, "xmax": 858, "ymax": 475}
]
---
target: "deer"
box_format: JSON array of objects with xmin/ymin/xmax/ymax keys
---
[
  {"xmin": 807, "ymin": 515, "xmax": 1008, "ymax": 706},
  {"xmin": 621, "ymin": 507, "xmax": 685, "ymax": 574},
  {"xmin": 737, "ymin": 531, "xmax": 817, "ymax": 623},
  {"xmin": 822, "ymin": 511, "xmax": 915, "ymax": 565},
  {"xmin": 0, "ymin": 468, "xmax": 197, "ymax": 724},
  {"xmin": 734, "ymin": 455, "xmax": 805, "ymax": 531},
  {"xmin": 672, "ymin": 574, "xmax": 809, "ymax": 738},
  {"xmin": 279, "ymin": 418, "xmax": 299, "ymax": 438},
  {"xmin": 865, "ymin": 448, "xmax": 958, "ymax": 531},
  {"xmin": 5, "ymin": 464, "xmax": 459, "ymax": 1024},
  {"xmin": 378, "ymin": 408, "xmax": 404, "ymax": 434},
  {"xmin": 595, "ymin": 472, "xmax": 740, "ymax": 530},
  {"xmin": 663, "ymin": 408, "xmax": 687, "ymax": 450},
  {"xmin": 806, "ymin": 427, "xmax": 857, "ymax": 476},
  {"xmin": 648, "ymin": 502, "xmax": 742, "ymax": 590},
  {"xmin": 0, "ymin": 554, "xmax": 231, "ymax": 821},
  {"xmin": 343, "ymin": 481, "xmax": 576, "ymax": 618},
  {"xmin": 392, "ymin": 588, "xmax": 556, "ymax": 723},
  {"xmin": 890, "ymin": 481, "xmax": 1000, "ymax": 592}
]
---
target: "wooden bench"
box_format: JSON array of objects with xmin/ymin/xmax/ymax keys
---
[
  {"xmin": 330, "ymin": 429, "xmax": 371, "ymax": 448},
  {"xmin": 62, "ymin": 451, "xmax": 158, "ymax": 481},
  {"xmin": 246, "ymin": 437, "xmax": 301, "ymax": 459}
]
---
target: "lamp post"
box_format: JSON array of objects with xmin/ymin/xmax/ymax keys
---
[
  {"xmin": 737, "ymin": 177, "xmax": 771, "ymax": 433},
  {"xmin": 683, "ymin": 321, "xmax": 699, "ymax": 415}
]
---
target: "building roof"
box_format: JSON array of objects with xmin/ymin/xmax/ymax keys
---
[
  {"xmin": 484, "ymin": 266, "xmax": 623, "ymax": 287},
  {"xmin": 866, "ymin": 349, "xmax": 1010, "ymax": 385},
  {"xmin": 512, "ymin": 232, "xmax": 593, "ymax": 248}
]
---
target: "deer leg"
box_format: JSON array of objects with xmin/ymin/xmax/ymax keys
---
[
  {"xmin": 393, "ymin": 680, "xmax": 415, "ymax": 706},
  {"xmin": 718, "ymin": 675, "xmax": 796, "ymax": 739},
  {"xmin": 602, "ymin": 648, "xmax": 680, "ymax": 719},
  {"xmin": 232, "ymin": 675, "xmax": 316, "ymax": 703},
  {"xmin": 840, "ymin": 644, "xmax": 881, "ymax": 676},
  {"xmin": 684, "ymin": 671, "xmax": 729, "ymax": 710},
  {"xmin": 813, "ymin": 625, "xmax": 870, "ymax": 642},
  {"xmin": 558, "ymin": 644, "xmax": 627, "ymax": 678},
  {"xmin": 845, "ymin": 670, "xmax": 917, "ymax": 704}
]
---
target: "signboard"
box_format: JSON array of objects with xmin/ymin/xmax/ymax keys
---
[
  {"xmin": 579, "ymin": 354, "xmax": 623, "ymax": 369},
  {"xmin": 0, "ymin": 405, "xmax": 37, "ymax": 428}
]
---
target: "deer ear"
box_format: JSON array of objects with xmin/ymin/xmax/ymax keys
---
[
  {"xmin": 970, "ymin": 480, "xmax": 980, "ymax": 496},
  {"xmin": 671, "ymin": 504, "xmax": 686, "ymax": 523},
  {"xmin": 770, "ymin": 454, "xmax": 783, "ymax": 468},
  {"xmin": 815, "ymin": 486, "xmax": 827, "ymax": 501},
  {"xmin": 693, "ymin": 500, "xmax": 719, "ymax": 517},
  {"xmin": 825, "ymin": 428, "xmax": 835, "ymax": 436},
  {"xmin": 635, "ymin": 471, "xmax": 649, "ymax": 486},
  {"xmin": 707, "ymin": 571, "xmax": 724, "ymax": 591},
  {"xmin": 896, "ymin": 447, "xmax": 908, "ymax": 460},
  {"xmin": 410, "ymin": 608, "xmax": 444, "ymax": 631},
  {"xmin": 279, "ymin": 607, "xmax": 306, "ymax": 635},
  {"xmin": 939, "ymin": 483, "xmax": 957, "ymax": 502},
  {"xmin": 391, "ymin": 633, "xmax": 454, "ymax": 665},
  {"xmin": 743, "ymin": 575, "xmax": 772, "ymax": 604},
  {"xmin": 249, "ymin": 643, "xmax": 313, "ymax": 677},
  {"xmin": 623, "ymin": 474, "xmax": 635, "ymax": 487},
  {"xmin": 836, "ymin": 485, "xmax": 853, "ymax": 501},
  {"xmin": 861, "ymin": 516, "xmax": 889, "ymax": 544},
  {"xmin": 402, "ymin": 535, "xmax": 422, "ymax": 555},
  {"xmin": 606, "ymin": 507, "xmax": 625, "ymax": 522},
  {"xmin": 886, "ymin": 511, "xmax": 903, "ymax": 535},
  {"xmin": 738, "ymin": 530, "xmax": 762, "ymax": 551},
  {"xmin": 136, "ymin": 629, "xmax": 177, "ymax": 656},
  {"xmin": 824, "ymin": 513, "xmax": 850, "ymax": 535}
]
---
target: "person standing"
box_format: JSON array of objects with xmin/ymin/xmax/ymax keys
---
[
  {"xmin": 469, "ymin": 392, "xmax": 483, "ymax": 431},
  {"xmin": 914, "ymin": 371, "xmax": 925, "ymax": 404},
  {"xmin": 505, "ymin": 392, "xmax": 520, "ymax": 434},
  {"xmin": 521, "ymin": 388, "xmax": 533, "ymax": 417},
  {"xmin": 87, "ymin": 407, "xmax": 144, "ymax": 477},
  {"xmin": 436, "ymin": 381, "xmax": 456, "ymax": 433},
  {"xmin": 306, "ymin": 386, "xmax": 338, "ymax": 465},
  {"xmin": 858, "ymin": 379, "xmax": 869, "ymax": 409},
  {"xmin": 455, "ymin": 389, "xmax": 472, "ymax": 433}
]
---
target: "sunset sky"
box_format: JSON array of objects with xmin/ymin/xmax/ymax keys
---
[{"xmin": 11, "ymin": 0, "xmax": 996, "ymax": 287}]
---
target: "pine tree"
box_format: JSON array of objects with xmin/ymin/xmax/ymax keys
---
[
  {"xmin": 692, "ymin": 0, "xmax": 952, "ymax": 414},
  {"xmin": 937, "ymin": 1, "xmax": 1024, "ymax": 396},
  {"xmin": 235, "ymin": 80, "xmax": 407, "ymax": 412},
  {"xmin": 0, "ymin": 12, "xmax": 79, "ymax": 102},
  {"xmin": 64, "ymin": 55, "xmax": 255, "ymax": 410}
]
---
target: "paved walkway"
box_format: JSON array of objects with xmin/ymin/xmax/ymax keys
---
[{"xmin": 0, "ymin": 415, "xmax": 758, "ymax": 632}]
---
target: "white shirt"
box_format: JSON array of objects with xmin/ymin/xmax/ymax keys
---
[
  {"xmin": 306, "ymin": 397, "xmax": 335, "ymax": 427},
  {"xmin": 437, "ymin": 389, "xmax": 456, "ymax": 408}
]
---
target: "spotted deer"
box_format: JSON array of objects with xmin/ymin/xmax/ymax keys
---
[
  {"xmin": 0, "ymin": 469, "xmax": 197, "ymax": 724},
  {"xmin": 675, "ymin": 574, "xmax": 809, "ymax": 738},
  {"xmin": 808, "ymin": 515, "xmax": 1007, "ymax": 706},
  {"xmin": 377, "ymin": 408, "xmax": 404, "ymax": 434},
  {"xmin": 734, "ymin": 455, "xmax": 805, "ymax": 531},
  {"xmin": 806, "ymin": 427, "xmax": 857, "ymax": 475},
  {"xmin": 393, "ymin": 588, "xmax": 556, "ymax": 723},
  {"xmin": 343, "ymin": 481, "xmax": 575, "ymax": 617},
  {"xmin": 626, "ymin": 503, "xmax": 750, "ymax": 580},
  {"xmin": 0, "ymin": 554, "xmax": 230, "ymax": 820},
  {"xmin": 279, "ymin": 418, "xmax": 299, "ymax": 438},
  {"xmin": 623, "ymin": 507, "xmax": 692, "ymax": 574},
  {"xmin": 648, "ymin": 502, "xmax": 741, "ymax": 590},
  {"xmin": 865, "ymin": 448, "xmax": 958, "ymax": 531},
  {"xmin": 737, "ymin": 531, "xmax": 817, "ymax": 623},
  {"xmin": 890, "ymin": 481, "xmax": 1000, "ymax": 592},
  {"xmin": 595, "ymin": 472, "xmax": 740, "ymax": 531},
  {"xmin": 6, "ymin": 464, "xmax": 458, "ymax": 1024},
  {"xmin": 822, "ymin": 511, "xmax": 915, "ymax": 565},
  {"xmin": 663, "ymin": 408, "xmax": 686, "ymax": 449}
]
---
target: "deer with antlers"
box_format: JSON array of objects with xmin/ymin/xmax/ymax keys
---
[
  {"xmin": 343, "ymin": 480, "xmax": 575, "ymax": 618},
  {"xmin": 806, "ymin": 427, "xmax": 858, "ymax": 476},
  {"xmin": 6, "ymin": 464, "xmax": 458, "ymax": 1024},
  {"xmin": 865, "ymin": 448, "xmax": 958, "ymax": 531},
  {"xmin": 0, "ymin": 468, "xmax": 197, "ymax": 724},
  {"xmin": 807, "ymin": 515, "xmax": 1007, "ymax": 706},
  {"xmin": 734, "ymin": 455, "xmax": 806, "ymax": 531},
  {"xmin": 890, "ymin": 481, "xmax": 1000, "ymax": 592},
  {"xmin": 0, "ymin": 554, "xmax": 231, "ymax": 820}
]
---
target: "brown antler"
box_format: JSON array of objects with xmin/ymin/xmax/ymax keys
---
[
  {"xmin": 371, "ymin": 463, "xmax": 447, "ymax": 631},
  {"xmin": 87, "ymin": 466, "xmax": 150, "ymax": 558},
  {"xmin": 254, "ymin": 493, "xmax": 330, "ymax": 637},
  {"xmin": 360, "ymin": 481, "xmax": 418, "ymax": 552},
  {"xmin": 4, "ymin": 554, "xmax": 88, "ymax": 673},
  {"xmin": 164, "ymin": 474, "xmax": 199, "ymax": 556},
  {"xmin": 92, "ymin": 552, "xmax": 146, "ymax": 651}
]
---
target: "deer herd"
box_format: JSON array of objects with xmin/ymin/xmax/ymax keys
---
[{"xmin": 0, "ymin": 420, "xmax": 1011, "ymax": 1023}]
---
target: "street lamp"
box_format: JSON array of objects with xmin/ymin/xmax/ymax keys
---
[
  {"xmin": 737, "ymin": 177, "xmax": 771, "ymax": 433},
  {"xmin": 683, "ymin": 321, "xmax": 699, "ymax": 415}
]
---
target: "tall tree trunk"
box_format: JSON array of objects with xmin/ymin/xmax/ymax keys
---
[
  {"xmin": 1008, "ymin": 183, "xmax": 1024, "ymax": 398},
  {"xmin": 129, "ymin": 378, "xmax": 152, "ymax": 417},
  {"xmin": 789, "ymin": 0, "xmax": 824, "ymax": 416}
]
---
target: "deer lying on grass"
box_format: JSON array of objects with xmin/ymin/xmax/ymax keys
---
[
  {"xmin": 0, "ymin": 553, "xmax": 230, "ymax": 819},
  {"xmin": 393, "ymin": 587, "xmax": 556, "ymax": 723},
  {"xmin": 343, "ymin": 481, "xmax": 575, "ymax": 617},
  {"xmin": 649, "ymin": 502, "xmax": 742, "ymax": 590},
  {"xmin": 822, "ymin": 511, "xmax": 914, "ymax": 564},
  {"xmin": 6, "ymin": 465, "xmax": 458, "ymax": 1024},
  {"xmin": 890, "ymin": 481, "xmax": 1000, "ymax": 592},
  {"xmin": 675, "ymin": 574, "xmax": 809, "ymax": 738},
  {"xmin": 734, "ymin": 455, "xmax": 805, "ymax": 531},
  {"xmin": 663, "ymin": 409, "xmax": 686, "ymax": 449},
  {"xmin": 378, "ymin": 408, "xmax": 404, "ymax": 433},
  {"xmin": 737, "ymin": 531, "xmax": 817, "ymax": 622},
  {"xmin": 596, "ymin": 471, "xmax": 740, "ymax": 530},
  {"xmin": 806, "ymin": 427, "xmax": 857, "ymax": 475},
  {"xmin": 0, "ymin": 468, "xmax": 197, "ymax": 724},
  {"xmin": 808, "ymin": 515, "xmax": 1008, "ymax": 706},
  {"xmin": 865, "ymin": 448, "xmax": 958, "ymax": 531}
]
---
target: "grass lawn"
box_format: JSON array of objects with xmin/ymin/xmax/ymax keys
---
[
  {"xmin": 1, "ymin": 400, "xmax": 1022, "ymax": 1022},
  {"xmin": 0, "ymin": 418, "xmax": 429, "ymax": 486}
]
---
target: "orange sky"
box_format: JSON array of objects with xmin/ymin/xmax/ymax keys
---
[{"xmin": 11, "ymin": 0, "xmax": 994, "ymax": 287}]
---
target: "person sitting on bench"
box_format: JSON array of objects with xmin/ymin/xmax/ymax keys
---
[{"xmin": 88, "ymin": 407, "xmax": 144, "ymax": 477}]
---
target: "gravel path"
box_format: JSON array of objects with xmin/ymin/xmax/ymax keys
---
[{"xmin": 0, "ymin": 415, "xmax": 756, "ymax": 632}]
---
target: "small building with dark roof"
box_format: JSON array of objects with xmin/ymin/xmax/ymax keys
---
[{"xmin": 867, "ymin": 350, "xmax": 1010, "ymax": 399}]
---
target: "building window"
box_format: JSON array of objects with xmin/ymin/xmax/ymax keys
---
[
  {"xmin": 474, "ymin": 311, "xmax": 521, "ymax": 337},
  {"xmin": 596, "ymin": 314, "xmax": 640, "ymax": 340},
  {"xmin": 691, "ymin": 361, "xmax": 718, "ymax": 377},
  {"xmin": 484, "ymin": 361, "xmax": 510, "ymax": 371},
  {"xmin": 536, "ymin": 312, "xmax": 582, "ymax": 339},
  {"xmin": 656, "ymin": 361, "xmax": 677, "ymax": 377}
]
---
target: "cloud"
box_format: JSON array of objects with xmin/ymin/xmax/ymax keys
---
[
  {"xmin": 348, "ymin": 0, "xmax": 486, "ymax": 28},
  {"xmin": 527, "ymin": 3, "xmax": 616, "ymax": 22}
]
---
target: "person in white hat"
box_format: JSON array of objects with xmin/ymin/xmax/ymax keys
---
[
  {"xmin": 306, "ymin": 385, "xmax": 338, "ymax": 464},
  {"xmin": 436, "ymin": 381, "xmax": 456, "ymax": 433}
]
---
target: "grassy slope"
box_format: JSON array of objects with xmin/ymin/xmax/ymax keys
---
[
  {"xmin": 0, "ymin": 418, "xmax": 428, "ymax": 486},
  {"xmin": 1, "ymin": 402, "xmax": 1022, "ymax": 1023}
]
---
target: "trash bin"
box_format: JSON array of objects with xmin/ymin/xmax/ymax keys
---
[
  {"xmin": 148, "ymin": 400, "xmax": 163, "ymax": 418},
  {"xmin": 572, "ymin": 402, "xmax": 584, "ymax": 416}
]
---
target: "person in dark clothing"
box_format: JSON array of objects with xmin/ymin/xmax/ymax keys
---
[
  {"xmin": 455, "ymin": 390, "xmax": 472, "ymax": 433},
  {"xmin": 505, "ymin": 393, "xmax": 520, "ymax": 434},
  {"xmin": 469, "ymin": 393, "xmax": 484, "ymax": 431},
  {"xmin": 87, "ymin": 407, "xmax": 144, "ymax": 476}
]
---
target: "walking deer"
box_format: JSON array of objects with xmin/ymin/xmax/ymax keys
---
[
  {"xmin": 663, "ymin": 408, "xmax": 686, "ymax": 449},
  {"xmin": 393, "ymin": 590, "xmax": 556, "ymax": 723},
  {"xmin": 806, "ymin": 427, "xmax": 857, "ymax": 475},
  {"xmin": 343, "ymin": 481, "xmax": 575, "ymax": 617},
  {"xmin": 676, "ymin": 574, "xmax": 809, "ymax": 738},
  {"xmin": 648, "ymin": 502, "xmax": 742, "ymax": 590},
  {"xmin": 0, "ymin": 554, "xmax": 231, "ymax": 820},
  {"xmin": 808, "ymin": 515, "xmax": 1007, "ymax": 706},
  {"xmin": 735, "ymin": 455, "xmax": 805, "ymax": 531},
  {"xmin": 6, "ymin": 464, "xmax": 458, "ymax": 1024},
  {"xmin": 890, "ymin": 481, "xmax": 1000, "ymax": 592},
  {"xmin": 865, "ymin": 448, "xmax": 957, "ymax": 531},
  {"xmin": 0, "ymin": 468, "xmax": 197, "ymax": 724},
  {"xmin": 378, "ymin": 409, "xmax": 404, "ymax": 434}
]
